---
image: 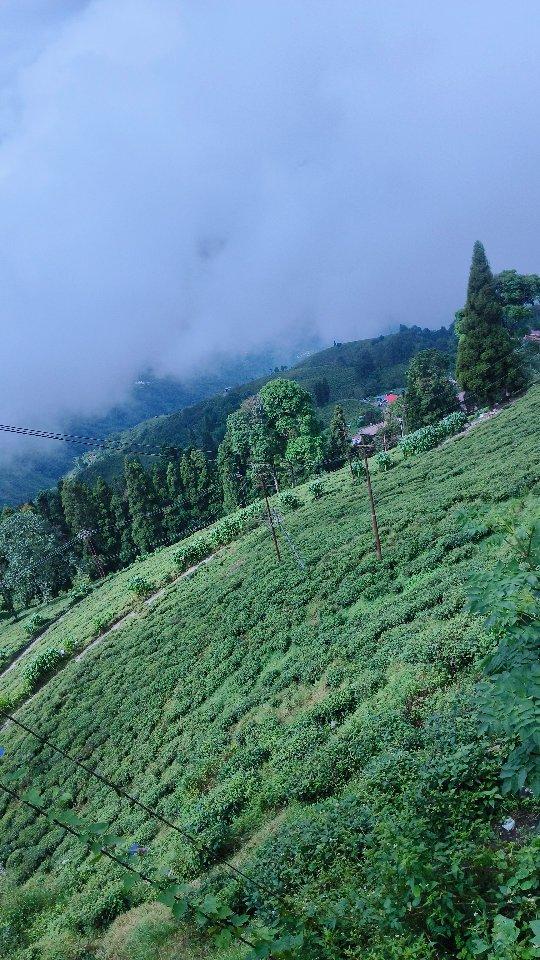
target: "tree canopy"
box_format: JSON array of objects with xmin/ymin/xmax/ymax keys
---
[
  {"xmin": 456, "ymin": 242, "xmax": 526, "ymax": 405},
  {"xmin": 405, "ymin": 349, "xmax": 458, "ymax": 431}
]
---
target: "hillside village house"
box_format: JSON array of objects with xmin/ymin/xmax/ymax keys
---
[{"xmin": 351, "ymin": 422, "xmax": 383, "ymax": 445}]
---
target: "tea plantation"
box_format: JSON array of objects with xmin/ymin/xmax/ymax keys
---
[{"xmin": 0, "ymin": 388, "xmax": 539, "ymax": 960}]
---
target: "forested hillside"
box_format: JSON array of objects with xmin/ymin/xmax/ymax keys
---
[
  {"xmin": 0, "ymin": 345, "xmax": 312, "ymax": 506},
  {"xmin": 67, "ymin": 325, "xmax": 455, "ymax": 488},
  {"xmin": 0, "ymin": 386, "xmax": 538, "ymax": 960}
]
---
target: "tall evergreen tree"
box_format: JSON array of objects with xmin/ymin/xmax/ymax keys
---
[
  {"xmin": 35, "ymin": 486, "xmax": 70, "ymax": 541},
  {"xmin": 124, "ymin": 459, "xmax": 164, "ymax": 554},
  {"xmin": 163, "ymin": 458, "xmax": 187, "ymax": 539},
  {"xmin": 92, "ymin": 478, "xmax": 120, "ymax": 572},
  {"xmin": 110, "ymin": 489, "xmax": 136, "ymax": 567},
  {"xmin": 217, "ymin": 435, "xmax": 244, "ymax": 512},
  {"xmin": 456, "ymin": 242, "xmax": 526, "ymax": 405},
  {"xmin": 326, "ymin": 405, "xmax": 351, "ymax": 467},
  {"xmin": 404, "ymin": 349, "xmax": 458, "ymax": 431},
  {"xmin": 61, "ymin": 479, "xmax": 103, "ymax": 575}
]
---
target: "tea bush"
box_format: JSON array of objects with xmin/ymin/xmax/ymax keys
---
[
  {"xmin": 399, "ymin": 411, "xmax": 468, "ymax": 457},
  {"xmin": 0, "ymin": 387, "xmax": 538, "ymax": 960},
  {"xmin": 307, "ymin": 478, "xmax": 325, "ymax": 499},
  {"xmin": 24, "ymin": 613, "xmax": 48, "ymax": 638},
  {"xmin": 22, "ymin": 646, "xmax": 65, "ymax": 691},
  {"xmin": 129, "ymin": 576, "xmax": 153, "ymax": 600}
]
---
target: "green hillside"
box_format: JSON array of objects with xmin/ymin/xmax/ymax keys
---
[
  {"xmin": 0, "ymin": 387, "xmax": 538, "ymax": 960},
  {"xmin": 0, "ymin": 346, "xmax": 313, "ymax": 506},
  {"xmin": 69, "ymin": 325, "xmax": 455, "ymax": 487}
]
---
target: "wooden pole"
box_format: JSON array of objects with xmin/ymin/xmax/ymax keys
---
[{"xmin": 361, "ymin": 444, "xmax": 382, "ymax": 560}]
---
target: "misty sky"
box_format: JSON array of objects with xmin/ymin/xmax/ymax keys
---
[{"xmin": 1, "ymin": 0, "xmax": 539, "ymax": 457}]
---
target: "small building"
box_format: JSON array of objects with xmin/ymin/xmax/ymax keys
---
[
  {"xmin": 373, "ymin": 391, "xmax": 400, "ymax": 407},
  {"xmin": 525, "ymin": 329, "xmax": 540, "ymax": 343},
  {"xmin": 351, "ymin": 423, "xmax": 384, "ymax": 445}
]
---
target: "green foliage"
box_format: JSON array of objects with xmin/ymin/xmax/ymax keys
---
[
  {"xmin": 0, "ymin": 512, "xmax": 71, "ymax": 605},
  {"xmin": 372, "ymin": 451, "xmax": 395, "ymax": 472},
  {"xmin": 279, "ymin": 491, "xmax": 301, "ymax": 510},
  {"xmin": 404, "ymin": 349, "xmax": 459, "ymax": 431},
  {"xmin": 399, "ymin": 411, "xmax": 468, "ymax": 457},
  {"xmin": 0, "ymin": 387, "xmax": 538, "ymax": 960},
  {"xmin": 24, "ymin": 612, "xmax": 48, "ymax": 638},
  {"xmin": 456, "ymin": 242, "xmax": 527, "ymax": 405},
  {"xmin": 469, "ymin": 520, "xmax": 540, "ymax": 797},
  {"xmin": 494, "ymin": 269, "xmax": 540, "ymax": 336},
  {"xmin": 0, "ymin": 879, "xmax": 55, "ymax": 955},
  {"xmin": 92, "ymin": 616, "xmax": 109, "ymax": 636},
  {"xmin": 124, "ymin": 459, "xmax": 164, "ymax": 554},
  {"xmin": 307, "ymin": 478, "xmax": 325, "ymax": 499},
  {"xmin": 22, "ymin": 646, "xmax": 65, "ymax": 691},
  {"xmin": 129, "ymin": 576, "xmax": 153, "ymax": 600},
  {"xmin": 312, "ymin": 378, "xmax": 330, "ymax": 407}
]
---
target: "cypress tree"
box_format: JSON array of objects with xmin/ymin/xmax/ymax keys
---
[
  {"xmin": 456, "ymin": 242, "xmax": 526, "ymax": 405},
  {"xmin": 164, "ymin": 460, "xmax": 187, "ymax": 538},
  {"xmin": 124, "ymin": 459, "xmax": 163, "ymax": 554},
  {"xmin": 110, "ymin": 490, "xmax": 136, "ymax": 567},
  {"xmin": 92, "ymin": 478, "xmax": 120, "ymax": 572},
  {"xmin": 326, "ymin": 405, "xmax": 351, "ymax": 467},
  {"xmin": 61, "ymin": 479, "xmax": 103, "ymax": 574}
]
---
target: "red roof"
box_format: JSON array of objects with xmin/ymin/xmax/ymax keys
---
[{"xmin": 385, "ymin": 393, "xmax": 399, "ymax": 403}]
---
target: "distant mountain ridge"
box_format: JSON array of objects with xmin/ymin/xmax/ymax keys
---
[
  {"xmin": 0, "ymin": 343, "xmax": 317, "ymax": 504},
  {"xmin": 68, "ymin": 324, "xmax": 456, "ymax": 489}
]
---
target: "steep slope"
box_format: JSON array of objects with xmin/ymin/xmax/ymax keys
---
[
  {"xmin": 0, "ymin": 387, "xmax": 538, "ymax": 960},
  {"xmin": 69, "ymin": 325, "xmax": 455, "ymax": 487}
]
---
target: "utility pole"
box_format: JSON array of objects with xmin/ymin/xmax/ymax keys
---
[
  {"xmin": 360, "ymin": 443, "xmax": 382, "ymax": 560},
  {"xmin": 258, "ymin": 474, "xmax": 281, "ymax": 563}
]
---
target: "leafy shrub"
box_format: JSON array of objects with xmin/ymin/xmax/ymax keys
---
[
  {"xmin": 280, "ymin": 491, "xmax": 301, "ymax": 510},
  {"xmin": 22, "ymin": 647, "xmax": 65, "ymax": 691},
  {"xmin": 373, "ymin": 451, "xmax": 395, "ymax": 472},
  {"xmin": 92, "ymin": 616, "xmax": 109, "ymax": 637},
  {"xmin": 399, "ymin": 411, "xmax": 468, "ymax": 457},
  {"xmin": 308, "ymin": 477, "xmax": 325, "ymax": 499},
  {"xmin": 24, "ymin": 613, "xmax": 48, "ymax": 638},
  {"xmin": 129, "ymin": 576, "xmax": 153, "ymax": 600},
  {"xmin": 173, "ymin": 537, "xmax": 212, "ymax": 572}
]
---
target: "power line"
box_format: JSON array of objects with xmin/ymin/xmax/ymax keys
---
[
  {"xmin": 0, "ymin": 422, "xmax": 217, "ymax": 460},
  {"xmin": 0, "ymin": 780, "xmax": 256, "ymax": 950}
]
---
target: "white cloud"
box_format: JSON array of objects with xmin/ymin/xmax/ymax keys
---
[{"xmin": 0, "ymin": 0, "xmax": 539, "ymax": 452}]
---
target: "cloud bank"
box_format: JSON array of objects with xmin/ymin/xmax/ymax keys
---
[{"xmin": 0, "ymin": 0, "xmax": 539, "ymax": 455}]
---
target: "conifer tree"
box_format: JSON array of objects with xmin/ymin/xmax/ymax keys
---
[
  {"xmin": 61, "ymin": 479, "xmax": 103, "ymax": 574},
  {"xmin": 217, "ymin": 433, "xmax": 245, "ymax": 512},
  {"xmin": 456, "ymin": 242, "xmax": 526, "ymax": 405},
  {"xmin": 92, "ymin": 478, "xmax": 120, "ymax": 572},
  {"xmin": 326, "ymin": 404, "xmax": 351, "ymax": 467},
  {"xmin": 110, "ymin": 490, "xmax": 136, "ymax": 567},
  {"xmin": 124, "ymin": 459, "xmax": 163, "ymax": 554},
  {"xmin": 35, "ymin": 486, "xmax": 70, "ymax": 541}
]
